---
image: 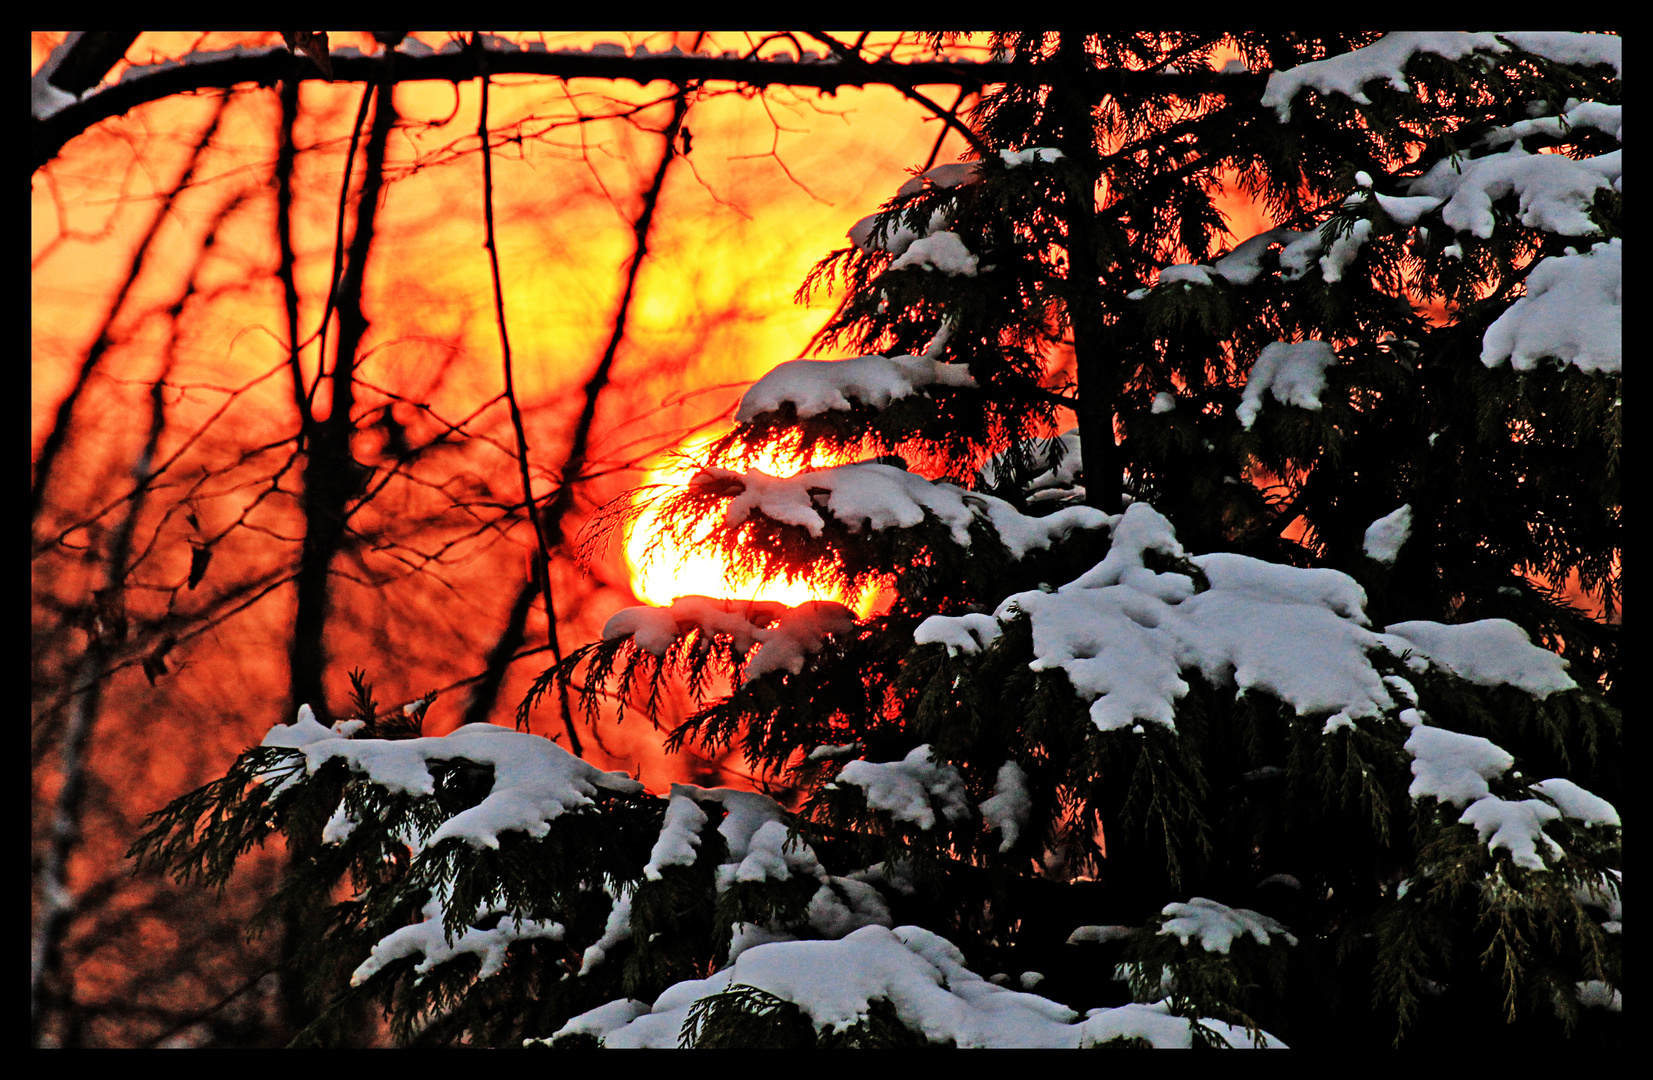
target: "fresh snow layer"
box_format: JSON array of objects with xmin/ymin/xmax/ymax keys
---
[
  {"xmin": 1382, "ymin": 619, "xmax": 1575, "ymax": 696},
  {"xmin": 1066, "ymin": 925, "xmax": 1135, "ymax": 945},
  {"xmin": 836, "ymin": 745, "xmax": 972, "ymax": 831},
  {"xmin": 351, "ymin": 886, "xmax": 564, "ymax": 986},
  {"xmin": 1481, "ymin": 100, "xmax": 1623, "ymax": 149},
  {"xmin": 1157, "ymin": 897, "xmax": 1298, "ymax": 953},
  {"xmin": 1480, "ymin": 240, "xmax": 1621, "ymax": 374},
  {"xmin": 1262, "ymin": 32, "xmax": 1508, "ymax": 121},
  {"xmin": 917, "ymin": 503, "xmax": 1575, "ymax": 735},
  {"xmin": 1237, "ymin": 341, "xmax": 1340, "ymax": 429},
  {"xmin": 561, "ymin": 924, "xmax": 1284, "ymax": 1048},
  {"xmin": 889, "ymin": 230, "xmax": 979, "ymax": 276},
  {"xmin": 978, "ymin": 760, "xmax": 1032, "ymax": 852},
  {"xmin": 1459, "ymin": 796, "xmax": 1561, "ymax": 870},
  {"xmin": 1404, "ymin": 722, "xmax": 1515, "ymax": 807},
  {"xmin": 1212, "ymin": 228, "xmax": 1310, "ymax": 286},
  {"xmin": 1398, "ymin": 709, "xmax": 1617, "ymax": 870},
  {"xmin": 697, "ymin": 461, "xmax": 1109, "ymax": 558},
  {"xmin": 1530, "ymin": 778, "xmax": 1620, "ymax": 827},
  {"xmin": 1261, "ymin": 33, "xmax": 1620, "ymax": 132},
  {"xmin": 1363, "ymin": 504, "xmax": 1413, "ymax": 563},
  {"xmin": 603, "ymin": 596, "xmax": 856, "ymax": 684},
  {"xmin": 579, "ymin": 782, "xmax": 894, "ymax": 975},
  {"xmin": 259, "ymin": 718, "xmax": 643, "ymax": 850},
  {"xmin": 735, "ymin": 353, "xmax": 976, "ymax": 422},
  {"xmin": 1407, "ymin": 146, "xmax": 1616, "ymax": 240}
]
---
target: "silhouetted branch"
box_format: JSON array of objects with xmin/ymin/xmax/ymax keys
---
[
  {"xmin": 477, "ymin": 53, "xmax": 580, "ymax": 755},
  {"xmin": 33, "ymin": 42, "xmax": 1268, "ymax": 172}
]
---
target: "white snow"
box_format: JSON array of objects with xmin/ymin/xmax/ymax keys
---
[
  {"xmin": 919, "ymin": 503, "xmax": 1577, "ymax": 738},
  {"xmin": 975, "ymin": 429, "xmax": 1085, "ymax": 499},
  {"xmin": 889, "ymin": 230, "xmax": 979, "ymax": 276},
  {"xmin": 696, "ymin": 461, "xmax": 1108, "ymax": 559},
  {"xmin": 849, "ymin": 206, "xmax": 951, "ymax": 258},
  {"xmin": 564, "ymin": 923, "xmax": 1284, "ymax": 1047},
  {"xmin": 896, "ymin": 162, "xmax": 980, "ymax": 196},
  {"xmin": 1066, "ymin": 925, "xmax": 1134, "ymax": 945},
  {"xmin": 1403, "ymin": 722, "xmax": 1515, "ymax": 808},
  {"xmin": 1530, "ymin": 778, "xmax": 1620, "ymax": 827},
  {"xmin": 914, "ymin": 611, "xmax": 1002, "ymax": 657},
  {"xmin": 1382, "ymin": 619, "xmax": 1576, "ymax": 696},
  {"xmin": 1496, "ymin": 32, "xmax": 1621, "ymax": 77},
  {"xmin": 1212, "ymin": 228, "xmax": 1310, "ymax": 286},
  {"xmin": 1156, "ymin": 263, "xmax": 1218, "ymax": 288},
  {"xmin": 579, "ymin": 889, "xmax": 635, "ymax": 975},
  {"xmin": 643, "ymin": 789, "xmax": 711, "ymax": 879},
  {"xmin": 602, "ymin": 596, "xmax": 856, "ymax": 684},
  {"xmin": 31, "ymin": 33, "xmax": 81, "ymax": 120},
  {"xmin": 836, "ymin": 745, "xmax": 972, "ymax": 831},
  {"xmin": 350, "ymin": 883, "xmax": 565, "ymax": 986},
  {"xmin": 1458, "ymin": 796, "xmax": 1561, "ymax": 870},
  {"xmin": 1574, "ymin": 980, "xmax": 1622, "ymax": 1012},
  {"xmin": 1000, "ymin": 147, "xmax": 1065, "ymax": 168},
  {"xmin": 1157, "ymin": 897, "xmax": 1298, "ymax": 953},
  {"xmin": 1480, "ymin": 240, "xmax": 1621, "ymax": 374},
  {"xmin": 1319, "ymin": 218, "xmax": 1373, "ymax": 283},
  {"xmin": 1262, "ymin": 33, "xmax": 1509, "ymax": 122},
  {"xmin": 1481, "ymin": 100, "xmax": 1623, "ymax": 150},
  {"xmin": 1363, "ymin": 504, "xmax": 1412, "ymax": 563},
  {"xmin": 1407, "ymin": 146, "xmax": 1616, "ymax": 240},
  {"xmin": 735, "ymin": 353, "xmax": 976, "ymax": 422},
  {"xmin": 1237, "ymin": 341, "xmax": 1341, "ymax": 429},
  {"xmin": 1374, "ymin": 192, "xmax": 1444, "ymax": 226},
  {"xmin": 978, "ymin": 760, "xmax": 1032, "ymax": 852},
  {"xmin": 258, "ymin": 719, "xmax": 643, "ymax": 851}
]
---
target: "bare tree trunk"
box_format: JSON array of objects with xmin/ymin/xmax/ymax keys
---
[
  {"xmin": 279, "ymin": 54, "xmax": 398, "ymax": 1044},
  {"xmin": 288, "ymin": 70, "xmax": 396, "ymax": 720}
]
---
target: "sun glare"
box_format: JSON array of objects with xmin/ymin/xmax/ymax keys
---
[{"xmin": 624, "ymin": 435, "xmax": 883, "ymax": 617}]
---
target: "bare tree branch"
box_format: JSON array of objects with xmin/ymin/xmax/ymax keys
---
[
  {"xmin": 33, "ymin": 42, "xmax": 1268, "ymax": 172},
  {"xmin": 477, "ymin": 49, "xmax": 580, "ymax": 754}
]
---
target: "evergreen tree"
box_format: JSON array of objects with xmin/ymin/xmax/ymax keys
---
[{"xmin": 133, "ymin": 32, "xmax": 1620, "ymax": 1049}]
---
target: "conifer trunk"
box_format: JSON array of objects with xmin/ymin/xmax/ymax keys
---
[{"xmin": 1052, "ymin": 33, "xmax": 1125, "ymax": 515}]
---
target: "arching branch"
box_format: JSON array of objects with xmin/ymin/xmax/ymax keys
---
[{"xmin": 32, "ymin": 42, "xmax": 1269, "ymax": 173}]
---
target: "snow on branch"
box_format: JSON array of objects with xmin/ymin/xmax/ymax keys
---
[
  {"xmin": 735, "ymin": 354, "xmax": 977, "ymax": 423},
  {"xmin": 834, "ymin": 745, "xmax": 972, "ymax": 831},
  {"xmin": 1157, "ymin": 897, "xmax": 1298, "ymax": 953},
  {"xmin": 1480, "ymin": 239, "xmax": 1621, "ymax": 374},
  {"xmin": 1236, "ymin": 341, "xmax": 1341, "ymax": 429},
  {"xmin": 917, "ymin": 502, "xmax": 1578, "ymax": 736},
  {"xmin": 552, "ymin": 923, "xmax": 1283, "ymax": 1047},
  {"xmin": 685, "ymin": 461, "xmax": 1110, "ymax": 560},
  {"xmin": 258, "ymin": 717, "xmax": 643, "ymax": 850},
  {"xmin": 1406, "ymin": 146, "xmax": 1618, "ymax": 240},
  {"xmin": 604, "ymin": 595, "xmax": 856, "ymax": 684},
  {"xmin": 350, "ymin": 884, "xmax": 565, "ymax": 987},
  {"xmin": 1262, "ymin": 33, "xmax": 1509, "ymax": 121},
  {"xmin": 1261, "ymin": 32, "xmax": 1620, "ymax": 123}
]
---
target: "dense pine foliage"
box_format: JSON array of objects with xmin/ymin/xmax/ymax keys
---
[{"xmin": 135, "ymin": 32, "xmax": 1620, "ymax": 1048}]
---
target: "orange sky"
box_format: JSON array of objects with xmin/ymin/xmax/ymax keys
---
[
  {"xmin": 31, "ymin": 32, "xmax": 1012, "ymax": 795},
  {"xmin": 31, "ymin": 32, "xmax": 1292, "ymax": 797}
]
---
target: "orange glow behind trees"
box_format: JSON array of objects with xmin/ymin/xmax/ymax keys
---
[
  {"xmin": 31, "ymin": 31, "xmax": 991, "ymax": 1047},
  {"xmin": 623, "ymin": 434, "xmax": 885, "ymax": 616}
]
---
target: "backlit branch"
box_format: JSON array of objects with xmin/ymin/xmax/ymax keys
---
[{"xmin": 32, "ymin": 42, "xmax": 1269, "ymax": 173}]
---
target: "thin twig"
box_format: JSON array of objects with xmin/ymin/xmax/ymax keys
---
[{"xmin": 477, "ymin": 45, "xmax": 582, "ymax": 755}]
